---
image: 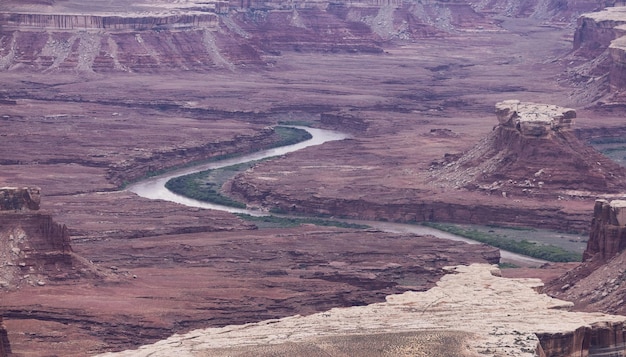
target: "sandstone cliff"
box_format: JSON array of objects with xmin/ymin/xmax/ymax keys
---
[
  {"xmin": 0, "ymin": 0, "xmax": 597, "ymax": 72},
  {"xmin": 583, "ymin": 199, "xmax": 626, "ymax": 261},
  {"xmin": 0, "ymin": 187, "xmax": 40, "ymax": 211},
  {"xmin": 0, "ymin": 188, "xmax": 74, "ymax": 289},
  {"xmin": 571, "ymin": 6, "xmax": 626, "ymax": 99},
  {"xmin": 431, "ymin": 100, "xmax": 626, "ymax": 197},
  {"xmin": 545, "ymin": 199, "xmax": 626, "ymax": 316}
]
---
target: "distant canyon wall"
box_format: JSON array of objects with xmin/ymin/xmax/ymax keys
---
[
  {"xmin": 0, "ymin": 0, "xmax": 599, "ymax": 72},
  {"xmin": 574, "ymin": 6, "xmax": 626, "ymax": 95},
  {"xmin": 0, "ymin": 12, "xmax": 218, "ymax": 31}
]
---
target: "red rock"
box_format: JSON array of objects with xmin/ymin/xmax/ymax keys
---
[
  {"xmin": 0, "ymin": 187, "xmax": 40, "ymax": 211},
  {"xmin": 0, "ymin": 317, "xmax": 9, "ymax": 357}
]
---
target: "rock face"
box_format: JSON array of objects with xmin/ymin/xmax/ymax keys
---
[
  {"xmin": 0, "ymin": 187, "xmax": 40, "ymax": 211},
  {"xmin": 0, "ymin": 211, "xmax": 73, "ymax": 289},
  {"xmin": 0, "ymin": 317, "xmax": 9, "ymax": 357},
  {"xmin": 95, "ymin": 264, "xmax": 626, "ymax": 357},
  {"xmin": 544, "ymin": 199, "xmax": 626, "ymax": 316},
  {"xmin": 0, "ymin": 0, "xmax": 595, "ymax": 73},
  {"xmin": 0, "ymin": 188, "xmax": 78, "ymax": 290},
  {"xmin": 0, "ymin": 190, "xmax": 82, "ymax": 357},
  {"xmin": 430, "ymin": 100, "xmax": 626, "ymax": 197},
  {"xmin": 573, "ymin": 6, "xmax": 626, "ymax": 96},
  {"xmin": 495, "ymin": 100, "xmax": 575, "ymax": 136},
  {"xmin": 584, "ymin": 199, "xmax": 626, "ymax": 262}
]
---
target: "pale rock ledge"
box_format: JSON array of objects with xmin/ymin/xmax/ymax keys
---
[
  {"xmin": 495, "ymin": 100, "xmax": 575, "ymax": 137},
  {"xmin": 96, "ymin": 264, "xmax": 626, "ymax": 357}
]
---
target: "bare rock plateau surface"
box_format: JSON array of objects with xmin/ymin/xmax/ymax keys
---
[{"xmin": 3, "ymin": 0, "xmax": 626, "ymax": 356}]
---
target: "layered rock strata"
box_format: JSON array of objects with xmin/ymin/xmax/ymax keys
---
[
  {"xmin": 574, "ymin": 6, "xmax": 626, "ymax": 94},
  {"xmin": 0, "ymin": 12, "xmax": 219, "ymax": 31},
  {"xmin": 0, "ymin": 187, "xmax": 40, "ymax": 211},
  {"xmin": 0, "ymin": 212, "xmax": 73, "ymax": 289},
  {"xmin": 0, "ymin": 0, "xmax": 582, "ymax": 72},
  {"xmin": 431, "ymin": 100, "xmax": 626, "ymax": 197},
  {"xmin": 96, "ymin": 264, "xmax": 626, "ymax": 357},
  {"xmin": 0, "ymin": 188, "xmax": 80, "ymax": 357},
  {"xmin": 584, "ymin": 199, "xmax": 626, "ymax": 262},
  {"xmin": 544, "ymin": 200, "xmax": 626, "ymax": 316},
  {"xmin": 0, "ymin": 187, "xmax": 77, "ymax": 289}
]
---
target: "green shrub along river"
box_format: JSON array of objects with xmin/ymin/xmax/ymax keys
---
[
  {"xmin": 165, "ymin": 126, "xmax": 311, "ymax": 209},
  {"xmin": 421, "ymin": 222, "xmax": 583, "ymax": 262},
  {"xmin": 166, "ymin": 126, "xmax": 584, "ymax": 263}
]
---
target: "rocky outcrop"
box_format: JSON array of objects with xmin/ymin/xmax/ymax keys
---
[
  {"xmin": 430, "ymin": 100, "xmax": 626, "ymax": 196},
  {"xmin": 0, "ymin": 187, "xmax": 40, "ymax": 211},
  {"xmin": 495, "ymin": 100, "xmax": 575, "ymax": 136},
  {"xmin": 0, "ymin": 211, "xmax": 73, "ymax": 289},
  {"xmin": 537, "ymin": 322, "xmax": 626, "ymax": 357},
  {"xmin": 544, "ymin": 200, "xmax": 626, "ymax": 316},
  {"xmin": 573, "ymin": 6, "xmax": 626, "ymax": 95},
  {"xmin": 583, "ymin": 199, "xmax": 626, "ymax": 262},
  {"xmin": 573, "ymin": 8, "xmax": 626, "ymax": 54},
  {"xmin": 0, "ymin": 317, "xmax": 9, "ymax": 357},
  {"xmin": 95, "ymin": 264, "xmax": 626, "ymax": 357},
  {"xmin": 0, "ymin": 188, "xmax": 79, "ymax": 290}
]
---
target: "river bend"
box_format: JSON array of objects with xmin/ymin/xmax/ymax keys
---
[{"xmin": 127, "ymin": 126, "xmax": 546, "ymax": 267}]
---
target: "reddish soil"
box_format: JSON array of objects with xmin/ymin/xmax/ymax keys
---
[
  {"xmin": 2, "ymin": 226, "xmax": 498, "ymax": 356},
  {"xmin": 2, "ymin": 0, "xmax": 626, "ymax": 355}
]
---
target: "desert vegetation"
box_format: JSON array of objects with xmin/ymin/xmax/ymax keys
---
[{"xmin": 422, "ymin": 222, "xmax": 583, "ymax": 262}]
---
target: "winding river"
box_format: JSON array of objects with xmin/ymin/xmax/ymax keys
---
[{"xmin": 128, "ymin": 126, "xmax": 546, "ymax": 267}]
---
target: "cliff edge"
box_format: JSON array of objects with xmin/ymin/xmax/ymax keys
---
[
  {"xmin": 96, "ymin": 264, "xmax": 626, "ymax": 357},
  {"xmin": 546, "ymin": 199, "xmax": 626, "ymax": 316},
  {"xmin": 0, "ymin": 187, "xmax": 74, "ymax": 290},
  {"xmin": 570, "ymin": 5, "xmax": 626, "ymax": 101}
]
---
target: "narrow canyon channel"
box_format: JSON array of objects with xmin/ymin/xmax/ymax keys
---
[{"xmin": 127, "ymin": 126, "xmax": 546, "ymax": 267}]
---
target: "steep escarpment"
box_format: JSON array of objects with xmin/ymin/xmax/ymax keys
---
[
  {"xmin": 570, "ymin": 6, "xmax": 626, "ymax": 100},
  {"xmin": 0, "ymin": 187, "xmax": 88, "ymax": 289},
  {"xmin": 537, "ymin": 321, "xmax": 626, "ymax": 357},
  {"xmin": 583, "ymin": 199, "xmax": 626, "ymax": 261},
  {"xmin": 229, "ymin": 176, "xmax": 591, "ymax": 231},
  {"xmin": 546, "ymin": 199, "xmax": 626, "ymax": 316},
  {"xmin": 0, "ymin": 317, "xmax": 9, "ymax": 357},
  {"xmin": 0, "ymin": 0, "xmax": 597, "ymax": 72}
]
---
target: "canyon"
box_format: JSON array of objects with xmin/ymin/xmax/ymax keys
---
[{"xmin": 3, "ymin": 0, "xmax": 626, "ymax": 356}]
